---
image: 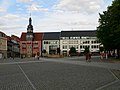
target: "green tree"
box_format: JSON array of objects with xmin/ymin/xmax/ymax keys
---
[
  {"xmin": 84, "ymin": 46, "xmax": 90, "ymax": 54},
  {"xmin": 97, "ymin": 0, "xmax": 120, "ymax": 58},
  {"xmin": 99, "ymin": 47, "xmax": 104, "ymax": 52},
  {"xmin": 69, "ymin": 47, "xmax": 76, "ymax": 56}
]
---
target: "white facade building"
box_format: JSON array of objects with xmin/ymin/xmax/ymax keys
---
[
  {"xmin": 60, "ymin": 31, "xmax": 100, "ymax": 56},
  {"xmin": 42, "ymin": 30, "xmax": 101, "ymax": 56},
  {"xmin": 42, "ymin": 32, "xmax": 60, "ymax": 55},
  {"xmin": 60, "ymin": 37, "xmax": 100, "ymax": 56}
]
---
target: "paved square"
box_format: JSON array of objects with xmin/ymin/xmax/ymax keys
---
[{"xmin": 0, "ymin": 57, "xmax": 120, "ymax": 90}]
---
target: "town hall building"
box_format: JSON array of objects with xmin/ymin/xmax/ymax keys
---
[{"xmin": 20, "ymin": 17, "xmax": 43, "ymax": 58}]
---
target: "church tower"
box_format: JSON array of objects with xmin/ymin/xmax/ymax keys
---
[
  {"xmin": 26, "ymin": 17, "xmax": 34, "ymax": 57},
  {"xmin": 26, "ymin": 17, "xmax": 34, "ymax": 41}
]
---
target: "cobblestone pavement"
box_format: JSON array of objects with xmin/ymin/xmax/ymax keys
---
[{"xmin": 0, "ymin": 57, "xmax": 120, "ymax": 90}]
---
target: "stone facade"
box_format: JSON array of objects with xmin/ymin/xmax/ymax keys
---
[{"xmin": 0, "ymin": 32, "xmax": 7, "ymax": 59}]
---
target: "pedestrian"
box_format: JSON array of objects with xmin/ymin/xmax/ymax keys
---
[
  {"xmin": 85, "ymin": 53, "xmax": 89, "ymax": 62},
  {"xmin": 35, "ymin": 55, "xmax": 37, "ymax": 60},
  {"xmin": 105, "ymin": 52, "xmax": 108, "ymax": 60},
  {"xmin": 88, "ymin": 52, "xmax": 91, "ymax": 62},
  {"xmin": 37, "ymin": 56, "xmax": 39, "ymax": 60},
  {"xmin": 100, "ymin": 52, "xmax": 104, "ymax": 60}
]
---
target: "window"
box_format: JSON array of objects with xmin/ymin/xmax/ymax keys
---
[
  {"xmin": 97, "ymin": 45, "xmax": 99, "ymax": 48},
  {"xmin": 22, "ymin": 43, "xmax": 26, "ymax": 44},
  {"xmin": 69, "ymin": 45, "xmax": 73, "ymax": 49},
  {"xmin": 63, "ymin": 45, "xmax": 67, "ymax": 49},
  {"xmin": 69, "ymin": 40, "xmax": 78, "ymax": 44},
  {"xmin": 50, "ymin": 41, "xmax": 58, "ymax": 44},
  {"xmin": 83, "ymin": 41, "xmax": 90, "ymax": 44},
  {"xmin": 22, "ymin": 44, "xmax": 26, "ymax": 49},
  {"xmin": 74, "ymin": 45, "xmax": 78, "ymax": 49},
  {"xmin": 74, "ymin": 40, "xmax": 78, "ymax": 44},
  {"xmin": 91, "ymin": 41, "xmax": 98, "ymax": 44},
  {"xmin": 62, "ymin": 37, "xmax": 69, "ymax": 39},
  {"xmin": 62, "ymin": 40, "xmax": 67, "ymax": 44},
  {"xmin": 34, "ymin": 41, "xmax": 38, "ymax": 44},
  {"xmin": 44, "ymin": 41, "xmax": 48, "ymax": 44},
  {"xmin": 55, "ymin": 41, "xmax": 58, "ymax": 44},
  {"xmin": 83, "ymin": 45, "xmax": 89, "ymax": 49},
  {"xmin": 91, "ymin": 45, "xmax": 99, "ymax": 49},
  {"xmin": 27, "ymin": 42, "xmax": 31, "ymax": 44},
  {"xmin": 91, "ymin": 45, "xmax": 94, "ymax": 48},
  {"xmin": 91, "ymin": 41, "xmax": 93, "ymax": 44},
  {"xmin": 80, "ymin": 45, "xmax": 82, "ymax": 49},
  {"xmin": 22, "ymin": 47, "xmax": 26, "ymax": 49},
  {"xmin": 28, "ymin": 45, "xmax": 32, "ymax": 49},
  {"xmin": 76, "ymin": 37, "xmax": 80, "ymax": 39},
  {"xmin": 94, "ymin": 41, "xmax": 97, "ymax": 44},
  {"xmin": 33, "ymin": 45, "xmax": 38, "ymax": 49},
  {"xmin": 97, "ymin": 41, "xmax": 100, "ymax": 43}
]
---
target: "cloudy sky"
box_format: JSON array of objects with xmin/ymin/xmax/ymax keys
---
[{"xmin": 0, "ymin": 0, "xmax": 113, "ymax": 37}]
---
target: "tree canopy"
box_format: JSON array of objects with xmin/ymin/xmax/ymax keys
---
[
  {"xmin": 84, "ymin": 46, "xmax": 90, "ymax": 54},
  {"xmin": 69, "ymin": 47, "xmax": 76, "ymax": 56},
  {"xmin": 97, "ymin": 0, "xmax": 120, "ymax": 55}
]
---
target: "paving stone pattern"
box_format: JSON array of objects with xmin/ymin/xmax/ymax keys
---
[
  {"xmin": 0, "ymin": 57, "xmax": 119, "ymax": 90},
  {"xmin": 0, "ymin": 64, "xmax": 33, "ymax": 90}
]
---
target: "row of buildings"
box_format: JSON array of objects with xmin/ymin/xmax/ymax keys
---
[
  {"xmin": 0, "ymin": 17, "xmax": 100, "ymax": 58},
  {"xmin": 0, "ymin": 32, "xmax": 20, "ymax": 59}
]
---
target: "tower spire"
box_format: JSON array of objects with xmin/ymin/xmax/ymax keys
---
[
  {"xmin": 29, "ymin": 4, "xmax": 32, "ymax": 25},
  {"xmin": 27, "ymin": 0, "xmax": 33, "ymax": 32},
  {"xmin": 26, "ymin": 0, "xmax": 34, "ymax": 41},
  {"xmin": 29, "ymin": 17, "xmax": 32, "ymax": 25}
]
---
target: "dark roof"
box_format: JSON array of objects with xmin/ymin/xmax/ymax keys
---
[
  {"xmin": 43, "ymin": 32, "xmax": 60, "ymax": 40},
  {"xmin": 60, "ymin": 30, "xmax": 96, "ymax": 37},
  {"xmin": 20, "ymin": 32, "xmax": 43, "ymax": 41}
]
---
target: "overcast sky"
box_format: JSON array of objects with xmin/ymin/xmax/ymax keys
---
[{"xmin": 0, "ymin": 0, "xmax": 113, "ymax": 37}]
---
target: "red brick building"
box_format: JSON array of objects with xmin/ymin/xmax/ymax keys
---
[{"xmin": 20, "ymin": 17, "xmax": 43, "ymax": 58}]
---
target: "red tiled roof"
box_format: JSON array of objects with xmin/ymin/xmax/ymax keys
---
[
  {"xmin": 6, "ymin": 36, "xmax": 12, "ymax": 40},
  {"xmin": 20, "ymin": 32, "xmax": 43, "ymax": 41},
  {"xmin": 20, "ymin": 32, "xmax": 26, "ymax": 41},
  {"xmin": 33, "ymin": 32, "xmax": 43, "ymax": 41},
  {"xmin": 11, "ymin": 35, "xmax": 20, "ymax": 42}
]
